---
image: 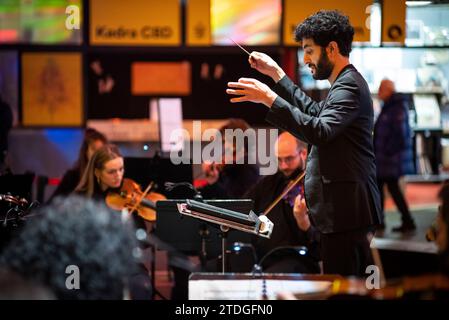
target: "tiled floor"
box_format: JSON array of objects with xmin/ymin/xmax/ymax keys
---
[
  {"xmin": 384, "ymin": 182, "xmax": 440, "ymax": 211},
  {"xmin": 381, "ymin": 182, "xmax": 440, "ymax": 244}
]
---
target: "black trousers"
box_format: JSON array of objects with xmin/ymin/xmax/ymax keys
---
[
  {"xmin": 320, "ymin": 228, "xmax": 374, "ymax": 277},
  {"xmin": 377, "ymin": 177, "xmax": 413, "ymax": 224}
]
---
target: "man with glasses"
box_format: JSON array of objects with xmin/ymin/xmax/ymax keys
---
[{"xmin": 244, "ymin": 132, "xmax": 320, "ymax": 273}]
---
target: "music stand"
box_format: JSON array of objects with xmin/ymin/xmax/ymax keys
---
[
  {"xmin": 156, "ymin": 199, "xmax": 256, "ymax": 268},
  {"xmin": 176, "ymin": 199, "xmax": 274, "ymax": 273},
  {"xmin": 124, "ymin": 156, "xmax": 192, "ymax": 197}
]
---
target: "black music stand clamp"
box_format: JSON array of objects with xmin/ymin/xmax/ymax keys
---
[
  {"xmin": 198, "ymin": 222, "xmax": 210, "ymax": 269},
  {"xmin": 177, "ymin": 199, "xmax": 274, "ymax": 273},
  {"xmin": 218, "ymin": 225, "xmax": 229, "ymax": 274}
]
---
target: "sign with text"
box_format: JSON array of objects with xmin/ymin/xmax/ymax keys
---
[
  {"xmin": 90, "ymin": 0, "xmax": 180, "ymax": 46},
  {"xmin": 283, "ymin": 0, "xmax": 372, "ymax": 45},
  {"xmin": 186, "ymin": 0, "xmax": 211, "ymax": 46}
]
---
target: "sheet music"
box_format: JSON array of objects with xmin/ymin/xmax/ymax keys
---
[
  {"xmin": 189, "ymin": 279, "xmax": 332, "ymax": 300},
  {"xmin": 159, "ymin": 98, "xmax": 184, "ymax": 152}
]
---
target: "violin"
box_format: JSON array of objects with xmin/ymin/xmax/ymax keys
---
[
  {"xmin": 105, "ymin": 178, "xmax": 166, "ymax": 222},
  {"xmin": 263, "ymin": 171, "xmax": 306, "ymax": 215}
]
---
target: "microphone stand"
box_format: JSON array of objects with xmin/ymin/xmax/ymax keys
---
[
  {"xmin": 165, "ymin": 182, "xmax": 210, "ymax": 269},
  {"xmin": 219, "ymin": 225, "xmax": 230, "ymax": 274}
]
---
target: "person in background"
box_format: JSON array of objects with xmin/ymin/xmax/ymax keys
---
[
  {"xmin": 199, "ymin": 118, "xmax": 260, "ymax": 199},
  {"xmin": 74, "ymin": 143, "xmax": 123, "ymax": 200},
  {"xmin": 374, "ymin": 79, "xmax": 416, "ymax": 232},
  {"xmin": 50, "ymin": 128, "xmax": 107, "ymax": 200},
  {"xmin": 0, "ymin": 196, "xmax": 137, "ymax": 300},
  {"xmin": 74, "ymin": 144, "xmax": 153, "ymax": 300},
  {"xmin": 245, "ymin": 132, "xmax": 320, "ymax": 273},
  {"xmin": 171, "ymin": 119, "xmax": 260, "ymax": 299}
]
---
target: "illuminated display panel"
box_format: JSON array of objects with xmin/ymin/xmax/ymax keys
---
[
  {"xmin": 90, "ymin": 0, "xmax": 180, "ymax": 46},
  {"xmin": 131, "ymin": 62, "xmax": 191, "ymax": 96},
  {"xmin": 211, "ymin": 0, "xmax": 281, "ymax": 45},
  {"xmin": 22, "ymin": 52, "xmax": 83, "ymax": 126},
  {"xmin": 0, "ymin": 0, "xmax": 82, "ymax": 44}
]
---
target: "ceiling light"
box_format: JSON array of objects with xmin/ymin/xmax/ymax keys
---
[{"xmin": 406, "ymin": 1, "xmax": 432, "ymax": 7}]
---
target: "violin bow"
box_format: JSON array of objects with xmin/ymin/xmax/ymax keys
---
[
  {"xmin": 262, "ymin": 171, "xmax": 306, "ymax": 216},
  {"xmin": 128, "ymin": 181, "xmax": 154, "ymax": 215}
]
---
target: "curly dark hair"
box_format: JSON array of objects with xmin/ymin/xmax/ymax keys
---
[
  {"xmin": 0, "ymin": 196, "xmax": 138, "ymax": 300},
  {"xmin": 294, "ymin": 10, "xmax": 354, "ymax": 57}
]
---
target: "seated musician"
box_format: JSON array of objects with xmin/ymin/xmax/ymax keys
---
[
  {"xmin": 74, "ymin": 143, "xmax": 123, "ymax": 200},
  {"xmin": 244, "ymin": 132, "xmax": 320, "ymax": 273},
  {"xmin": 199, "ymin": 118, "xmax": 260, "ymax": 199},
  {"xmin": 171, "ymin": 119, "xmax": 261, "ymax": 300},
  {"xmin": 74, "ymin": 143, "xmax": 152, "ymax": 299},
  {"xmin": 49, "ymin": 128, "xmax": 107, "ymax": 201}
]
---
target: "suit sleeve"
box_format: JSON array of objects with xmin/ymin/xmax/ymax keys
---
[
  {"xmin": 267, "ymin": 77, "xmax": 360, "ymax": 146},
  {"xmin": 272, "ymin": 76, "xmax": 324, "ymax": 117}
]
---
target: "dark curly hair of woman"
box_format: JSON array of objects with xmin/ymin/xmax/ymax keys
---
[
  {"xmin": 295, "ymin": 10, "xmax": 354, "ymax": 57},
  {"xmin": 0, "ymin": 196, "xmax": 138, "ymax": 300}
]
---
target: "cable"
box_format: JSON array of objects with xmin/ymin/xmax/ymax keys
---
[
  {"xmin": 231, "ymin": 242, "xmax": 261, "ymax": 274},
  {"xmin": 2, "ymin": 200, "xmax": 40, "ymax": 227},
  {"xmin": 258, "ymin": 245, "xmax": 309, "ymax": 270},
  {"xmin": 3, "ymin": 207, "xmax": 18, "ymax": 227}
]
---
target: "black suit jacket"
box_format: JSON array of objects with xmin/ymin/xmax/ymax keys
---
[{"xmin": 266, "ymin": 64, "xmax": 381, "ymax": 234}]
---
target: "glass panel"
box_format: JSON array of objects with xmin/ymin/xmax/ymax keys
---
[{"xmin": 406, "ymin": 3, "xmax": 449, "ymax": 46}]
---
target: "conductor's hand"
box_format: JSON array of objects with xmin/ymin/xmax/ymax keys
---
[
  {"xmin": 249, "ymin": 51, "xmax": 286, "ymax": 82},
  {"xmin": 226, "ymin": 78, "xmax": 277, "ymax": 108},
  {"xmin": 293, "ymin": 195, "xmax": 310, "ymax": 232}
]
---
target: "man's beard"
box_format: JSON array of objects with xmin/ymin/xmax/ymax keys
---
[
  {"xmin": 311, "ymin": 49, "xmax": 334, "ymax": 80},
  {"xmin": 281, "ymin": 161, "xmax": 305, "ymax": 179}
]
